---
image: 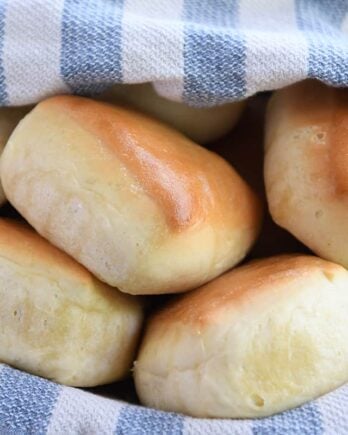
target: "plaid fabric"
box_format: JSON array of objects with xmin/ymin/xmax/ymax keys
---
[{"xmin": 0, "ymin": 0, "xmax": 347, "ymax": 433}]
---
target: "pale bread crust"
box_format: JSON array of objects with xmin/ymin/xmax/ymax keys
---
[
  {"xmin": 135, "ymin": 255, "xmax": 348, "ymax": 418},
  {"xmin": 0, "ymin": 219, "xmax": 143, "ymax": 387}
]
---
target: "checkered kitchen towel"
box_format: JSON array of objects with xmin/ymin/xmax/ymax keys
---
[{"xmin": 0, "ymin": 0, "xmax": 347, "ymax": 433}]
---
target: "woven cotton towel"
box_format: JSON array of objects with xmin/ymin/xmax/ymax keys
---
[
  {"xmin": 0, "ymin": 362, "xmax": 346, "ymax": 435},
  {"xmin": 0, "ymin": 364, "xmax": 346, "ymax": 435},
  {"xmin": 1, "ymin": 0, "xmax": 348, "ymax": 107}
]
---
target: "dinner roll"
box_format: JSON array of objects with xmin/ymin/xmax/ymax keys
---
[
  {"xmin": 98, "ymin": 83, "xmax": 246, "ymax": 144},
  {"xmin": 1, "ymin": 96, "xmax": 261, "ymax": 295},
  {"xmin": 0, "ymin": 106, "xmax": 31, "ymax": 205},
  {"xmin": 0, "ymin": 218, "xmax": 143, "ymax": 387},
  {"xmin": 265, "ymin": 80, "xmax": 348, "ymax": 267},
  {"xmin": 134, "ymin": 255, "xmax": 348, "ymax": 418}
]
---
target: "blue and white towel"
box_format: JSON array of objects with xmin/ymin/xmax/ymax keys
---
[
  {"xmin": 0, "ymin": 364, "xmax": 346, "ymax": 434},
  {"xmin": 0, "ymin": 0, "xmax": 347, "ymax": 433},
  {"xmin": 1, "ymin": 0, "xmax": 348, "ymax": 107}
]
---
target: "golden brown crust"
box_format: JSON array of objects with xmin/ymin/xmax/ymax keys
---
[
  {"xmin": 41, "ymin": 96, "xmax": 260, "ymax": 231},
  {"xmin": 1, "ymin": 96, "xmax": 261, "ymax": 294},
  {"xmin": 267, "ymin": 80, "xmax": 348, "ymax": 196},
  {"xmin": 97, "ymin": 83, "xmax": 246, "ymax": 144},
  {"xmin": 149, "ymin": 255, "xmax": 342, "ymax": 327},
  {"xmin": 0, "ymin": 218, "xmax": 91, "ymax": 283},
  {"xmin": 329, "ymin": 96, "xmax": 348, "ymax": 194}
]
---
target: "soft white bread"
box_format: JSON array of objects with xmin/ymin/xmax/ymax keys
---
[
  {"xmin": 0, "ymin": 106, "xmax": 31, "ymax": 204},
  {"xmin": 0, "ymin": 218, "xmax": 143, "ymax": 387},
  {"xmin": 265, "ymin": 80, "xmax": 348, "ymax": 267},
  {"xmin": 134, "ymin": 255, "xmax": 348, "ymax": 418},
  {"xmin": 98, "ymin": 83, "xmax": 246, "ymax": 144},
  {"xmin": 0, "ymin": 96, "xmax": 261, "ymax": 295}
]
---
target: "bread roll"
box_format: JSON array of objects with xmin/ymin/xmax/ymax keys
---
[
  {"xmin": 1, "ymin": 96, "xmax": 261, "ymax": 295},
  {"xmin": 265, "ymin": 80, "xmax": 348, "ymax": 267},
  {"xmin": 134, "ymin": 255, "xmax": 348, "ymax": 418},
  {"xmin": 98, "ymin": 83, "xmax": 246, "ymax": 144},
  {"xmin": 0, "ymin": 218, "xmax": 143, "ymax": 387},
  {"xmin": 0, "ymin": 106, "xmax": 31, "ymax": 205}
]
